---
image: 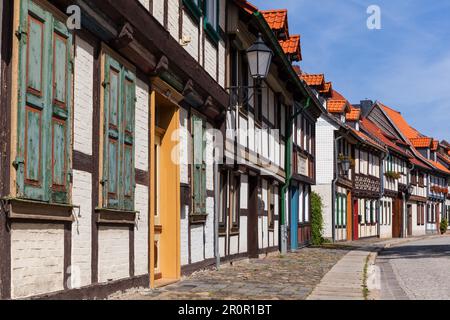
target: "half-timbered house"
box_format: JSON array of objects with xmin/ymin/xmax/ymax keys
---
[{"xmin": 0, "ymin": 0, "xmax": 229, "ymax": 299}]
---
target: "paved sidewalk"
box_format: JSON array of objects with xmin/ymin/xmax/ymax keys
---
[
  {"xmin": 111, "ymin": 247, "xmax": 349, "ymax": 300},
  {"xmin": 307, "ymin": 235, "xmax": 444, "ymax": 300}
]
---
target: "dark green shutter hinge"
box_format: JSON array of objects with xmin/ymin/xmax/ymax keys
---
[
  {"xmin": 102, "ymin": 81, "xmax": 110, "ymax": 88},
  {"xmin": 12, "ymin": 157, "xmax": 25, "ymax": 170},
  {"xmin": 68, "ymin": 170, "xmax": 73, "ymax": 184},
  {"xmin": 100, "ymin": 178, "xmax": 108, "ymax": 185},
  {"xmin": 15, "ymin": 26, "xmax": 27, "ymax": 40}
]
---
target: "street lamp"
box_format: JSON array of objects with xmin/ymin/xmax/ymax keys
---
[
  {"xmin": 339, "ymin": 157, "xmax": 351, "ymax": 175},
  {"xmin": 246, "ymin": 33, "xmax": 273, "ymax": 80}
]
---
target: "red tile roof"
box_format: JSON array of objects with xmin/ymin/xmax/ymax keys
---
[
  {"xmin": 410, "ymin": 137, "xmax": 433, "ymax": 148},
  {"xmin": 361, "ymin": 118, "xmax": 409, "ymax": 157},
  {"xmin": 300, "ymin": 74, "xmax": 325, "ymax": 86},
  {"xmin": 380, "ymin": 102, "xmax": 450, "ymax": 175},
  {"xmin": 261, "ymin": 9, "xmax": 288, "ymax": 32},
  {"xmin": 430, "ymin": 160, "xmax": 450, "ymax": 175},
  {"xmin": 327, "ymin": 100, "xmax": 347, "ymax": 113},
  {"xmin": 346, "ymin": 106, "xmax": 361, "ymax": 121},
  {"xmin": 381, "ymin": 103, "xmax": 421, "ymax": 140},
  {"xmin": 350, "ymin": 128, "xmax": 384, "ymax": 151},
  {"xmin": 319, "ymin": 82, "xmax": 332, "ymax": 96},
  {"xmin": 279, "ymin": 35, "xmax": 302, "ymax": 61}
]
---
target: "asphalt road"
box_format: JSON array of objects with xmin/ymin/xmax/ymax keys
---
[{"xmin": 376, "ymin": 235, "xmax": 450, "ymax": 300}]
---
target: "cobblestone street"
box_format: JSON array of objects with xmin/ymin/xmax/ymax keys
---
[
  {"xmin": 111, "ymin": 247, "xmax": 349, "ymax": 300},
  {"xmin": 376, "ymin": 235, "xmax": 450, "ymax": 300}
]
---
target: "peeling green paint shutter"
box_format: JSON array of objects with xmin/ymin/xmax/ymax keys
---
[
  {"xmin": 122, "ymin": 71, "xmax": 136, "ymax": 211},
  {"xmin": 102, "ymin": 55, "xmax": 135, "ymax": 211},
  {"xmin": 192, "ymin": 115, "xmax": 206, "ymax": 215},
  {"xmin": 17, "ymin": 0, "xmax": 72, "ymax": 203}
]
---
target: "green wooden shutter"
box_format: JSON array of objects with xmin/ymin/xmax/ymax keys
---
[
  {"xmin": 103, "ymin": 56, "xmax": 122, "ymax": 209},
  {"xmin": 192, "ymin": 115, "xmax": 206, "ymax": 215},
  {"xmin": 17, "ymin": 0, "xmax": 72, "ymax": 203},
  {"xmin": 122, "ymin": 70, "xmax": 136, "ymax": 211},
  {"xmin": 102, "ymin": 55, "xmax": 135, "ymax": 211},
  {"xmin": 51, "ymin": 17, "xmax": 72, "ymax": 203}
]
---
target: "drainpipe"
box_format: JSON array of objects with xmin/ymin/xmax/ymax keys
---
[
  {"xmin": 332, "ymin": 135, "xmax": 345, "ymax": 243},
  {"xmin": 405, "ymin": 162, "xmax": 415, "ymax": 238},
  {"xmin": 378, "ymin": 150, "xmax": 388, "ymax": 238},
  {"xmin": 281, "ymin": 98, "xmax": 311, "ymax": 255},
  {"xmin": 214, "ymin": 162, "xmax": 220, "ymax": 269}
]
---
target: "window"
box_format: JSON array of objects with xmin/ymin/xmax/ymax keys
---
[
  {"xmin": 102, "ymin": 54, "xmax": 136, "ymax": 211},
  {"xmin": 219, "ymin": 171, "xmax": 228, "ymax": 232},
  {"xmin": 204, "ymin": 0, "xmax": 219, "ymax": 43},
  {"xmin": 205, "ymin": 0, "xmax": 218, "ymax": 30},
  {"xmin": 417, "ymin": 203, "xmax": 425, "ymax": 226},
  {"xmin": 269, "ymin": 185, "xmax": 276, "ymax": 230},
  {"xmin": 16, "ymin": 0, "xmax": 73, "ymax": 204},
  {"xmin": 183, "ymin": 0, "xmax": 202, "ymax": 22},
  {"xmin": 192, "ymin": 114, "xmax": 207, "ymax": 216},
  {"xmin": 230, "ymin": 175, "xmax": 240, "ymax": 231},
  {"xmin": 335, "ymin": 193, "xmax": 347, "ymax": 228}
]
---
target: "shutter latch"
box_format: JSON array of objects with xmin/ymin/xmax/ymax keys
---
[
  {"xmin": 12, "ymin": 157, "xmax": 25, "ymax": 170},
  {"xmin": 102, "ymin": 81, "xmax": 110, "ymax": 88},
  {"xmin": 15, "ymin": 26, "xmax": 28, "ymax": 40},
  {"xmin": 100, "ymin": 178, "xmax": 108, "ymax": 185}
]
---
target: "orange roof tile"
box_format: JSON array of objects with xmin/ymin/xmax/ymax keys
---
[
  {"xmin": 319, "ymin": 82, "xmax": 332, "ymax": 95},
  {"xmin": 381, "ymin": 103, "xmax": 421, "ymax": 140},
  {"xmin": 410, "ymin": 137, "xmax": 433, "ymax": 148},
  {"xmin": 279, "ymin": 35, "xmax": 302, "ymax": 60},
  {"xmin": 327, "ymin": 100, "xmax": 347, "ymax": 113},
  {"xmin": 261, "ymin": 9, "xmax": 288, "ymax": 31},
  {"xmin": 361, "ymin": 118, "xmax": 409, "ymax": 157},
  {"xmin": 346, "ymin": 106, "xmax": 361, "ymax": 121},
  {"xmin": 350, "ymin": 128, "xmax": 384, "ymax": 151},
  {"xmin": 301, "ymin": 74, "xmax": 325, "ymax": 86},
  {"xmin": 430, "ymin": 160, "xmax": 450, "ymax": 175}
]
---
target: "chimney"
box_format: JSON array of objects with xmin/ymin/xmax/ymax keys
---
[{"xmin": 360, "ymin": 99, "xmax": 374, "ymax": 117}]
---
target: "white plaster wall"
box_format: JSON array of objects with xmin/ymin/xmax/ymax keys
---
[
  {"xmin": 204, "ymin": 39, "xmax": 217, "ymax": 80},
  {"xmin": 98, "ymin": 226, "xmax": 129, "ymax": 283},
  {"xmin": 11, "ymin": 223, "xmax": 65, "ymax": 299},
  {"xmin": 312, "ymin": 184, "xmax": 333, "ymax": 239},
  {"xmin": 74, "ymin": 37, "xmax": 93, "ymax": 156},
  {"xmin": 239, "ymin": 216, "xmax": 248, "ymax": 253},
  {"xmin": 315, "ymin": 116, "xmax": 336, "ymax": 185},
  {"xmin": 190, "ymin": 225, "xmax": 204, "ymax": 263},
  {"xmin": 138, "ymin": 0, "xmax": 150, "ymax": 11},
  {"xmin": 152, "ymin": 0, "xmax": 164, "ymax": 25},
  {"xmin": 71, "ymin": 169, "xmax": 92, "ymax": 288},
  {"xmin": 181, "ymin": 12, "xmax": 199, "ymax": 61},
  {"xmin": 135, "ymin": 79, "xmax": 149, "ymax": 171},
  {"xmin": 229, "ymin": 236, "xmax": 239, "ymax": 255},
  {"xmin": 167, "ymin": 0, "xmax": 179, "ymax": 39},
  {"xmin": 135, "ymin": 184, "xmax": 149, "ymax": 276}
]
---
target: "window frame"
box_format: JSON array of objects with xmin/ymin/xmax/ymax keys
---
[{"xmin": 204, "ymin": 0, "xmax": 220, "ymax": 44}]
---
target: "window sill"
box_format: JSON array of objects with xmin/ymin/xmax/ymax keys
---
[
  {"xmin": 190, "ymin": 213, "xmax": 208, "ymax": 225},
  {"xmin": 95, "ymin": 207, "xmax": 137, "ymax": 225},
  {"xmin": 3, "ymin": 197, "xmax": 75, "ymax": 222},
  {"xmin": 183, "ymin": 0, "xmax": 202, "ymax": 23}
]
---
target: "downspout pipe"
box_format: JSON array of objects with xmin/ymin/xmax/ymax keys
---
[
  {"xmin": 281, "ymin": 98, "xmax": 311, "ymax": 255},
  {"xmin": 404, "ymin": 162, "xmax": 415, "ymax": 237},
  {"xmin": 378, "ymin": 150, "xmax": 388, "ymax": 238},
  {"xmin": 332, "ymin": 135, "xmax": 345, "ymax": 243}
]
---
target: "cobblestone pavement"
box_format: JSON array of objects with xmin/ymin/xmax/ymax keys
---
[
  {"xmin": 112, "ymin": 247, "xmax": 349, "ymax": 300},
  {"xmin": 376, "ymin": 235, "xmax": 450, "ymax": 300}
]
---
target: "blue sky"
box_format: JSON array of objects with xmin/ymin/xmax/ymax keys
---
[{"xmin": 250, "ymin": 0, "xmax": 450, "ymax": 140}]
